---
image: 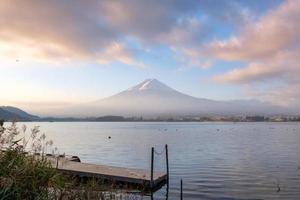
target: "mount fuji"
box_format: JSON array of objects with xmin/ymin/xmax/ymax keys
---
[{"xmin": 62, "ymin": 79, "xmax": 283, "ymax": 117}]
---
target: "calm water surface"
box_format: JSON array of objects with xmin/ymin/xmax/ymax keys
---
[{"xmin": 20, "ymin": 122, "xmax": 300, "ymax": 200}]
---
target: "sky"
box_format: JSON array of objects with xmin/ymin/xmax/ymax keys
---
[{"xmin": 0, "ymin": 0, "xmax": 299, "ymax": 114}]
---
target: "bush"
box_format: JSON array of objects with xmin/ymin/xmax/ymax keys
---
[
  {"xmin": 0, "ymin": 149, "xmax": 63, "ymax": 199},
  {"xmin": 0, "ymin": 121, "xmax": 144, "ymax": 200},
  {"xmin": 0, "ymin": 121, "xmax": 65, "ymax": 200}
]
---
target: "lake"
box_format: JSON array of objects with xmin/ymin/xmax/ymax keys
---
[{"xmin": 18, "ymin": 122, "xmax": 300, "ymax": 200}]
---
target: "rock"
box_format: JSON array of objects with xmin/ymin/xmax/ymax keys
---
[{"xmin": 70, "ymin": 156, "xmax": 81, "ymax": 162}]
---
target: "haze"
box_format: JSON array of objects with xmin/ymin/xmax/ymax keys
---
[{"xmin": 0, "ymin": 0, "xmax": 299, "ymax": 116}]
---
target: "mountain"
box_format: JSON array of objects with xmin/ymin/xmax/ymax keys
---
[
  {"xmin": 0, "ymin": 106, "xmax": 40, "ymax": 121},
  {"xmin": 63, "ymin": 79, "xmax": 284, "ymax": 117}
]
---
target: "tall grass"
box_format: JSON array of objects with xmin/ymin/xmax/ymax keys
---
[
  {"xmin": 0, "ymin": 121, "xmax": 65, "ymax": 199},
  {"xmin": 0, "ymin": 121, "xmax": 145, "ymax": 200}
]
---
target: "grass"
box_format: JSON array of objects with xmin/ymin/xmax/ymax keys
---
[
  {"xmin": 0, "ymin": 121, "xmax": 145, "ymax": 200},
  {"xmin": 0, "ymin": 121, "xmax": 66, "ymax": 199}
]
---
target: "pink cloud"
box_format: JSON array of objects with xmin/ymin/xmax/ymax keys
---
[
  {"xmin": 0, "ymin": 0, "xmax": 252, "ymax": 68},
  {"xmin": 209, "ymin": 0, "xmax": 300, "ymax": 61},
  {"xmin": 0, "ymin": 0, "xmax": 144, "ymax": 66},
  {"xmin": 210, "ymin": 0, "xmax": 300, "ymax": 106},
  {"xmin": 214, "ymin": 50, "xmax": 300, "ymax": 83}
]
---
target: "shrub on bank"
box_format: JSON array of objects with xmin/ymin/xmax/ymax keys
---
[
  {"xmin": 0, "ymin": 121, "xmax": 145, "ymax": 200},
  {"xmin": 0, "ymin": 148, "xmax": 64, "ymax": 199},
  {"xmin": 0, "ymin": 121, "xmax": 65, "ymax": 199}
]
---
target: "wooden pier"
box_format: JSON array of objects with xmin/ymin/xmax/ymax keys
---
[
  {"xmin": 39, "ymin": 145, "xmax": 169, "ymax": 192},
  {"xmin": 49, "ymin": 156, "xmax": 166, "ymax": 191}
]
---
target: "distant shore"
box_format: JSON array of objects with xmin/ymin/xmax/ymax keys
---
[{"xmin": 10, "ymin": 115, "xmax": 300, "ymax": 123}]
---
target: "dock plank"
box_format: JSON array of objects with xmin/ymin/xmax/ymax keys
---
[{"xmin": 43, "ymin": 156, "xmax": 167, "ymax": 190}]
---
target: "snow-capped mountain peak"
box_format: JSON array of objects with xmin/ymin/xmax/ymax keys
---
[{"xmin": 127, "ymin": 79, "xmax": 174, "ymax": 92}]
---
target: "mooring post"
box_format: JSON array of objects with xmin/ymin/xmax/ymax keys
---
[
  {"xmin": 180, "ymin": 179, "xmax": 183, "ymax": 200},
  {"xmin": 165, "ymin": 144, "xmax": 169, "ymax": 185},
  {"xmin": 56, "ymin": 157, "xmax": 58, "ymax": 168},
  {"xmin": 151, "ymin": 147, "xmax": 154, "ymax": 189}
]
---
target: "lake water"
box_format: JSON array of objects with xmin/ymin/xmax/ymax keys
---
[{"xmin": 18, "ymin": 122, "xmax": 300, "ymax": 200}]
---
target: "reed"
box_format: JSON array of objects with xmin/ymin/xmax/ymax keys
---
[{"xmin": 0, "ymin": 121, "xmax": 144, "ymax": 200}]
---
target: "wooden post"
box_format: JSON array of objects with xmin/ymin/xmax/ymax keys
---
[
  {"xmin": 165, "ymin": 144, "xmax": 169, "ymax": 185},
  {"xmin": 151, "ymin": 147, "xmax": 154, "ymax": 189},
  {"xmin": 180, "ymin": 179, "xmax": 183, "ymax": 200},
  {"xmin": 56, "ymin": 157, "xmax": 58, "ymax": 168}
]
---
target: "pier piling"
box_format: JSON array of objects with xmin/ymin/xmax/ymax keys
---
[
  {"xmin": 151, "ymin": 147, "xmax": 154, "ymax": 189},
  {"xmin": 165, "ymin": 144, "xmax": 169, "ymax": 185},
  {"xmin": 180, "ymin": 179, "xmax": 183, "ymax": 200}
]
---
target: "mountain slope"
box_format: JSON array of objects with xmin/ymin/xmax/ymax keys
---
[
  {"xmin": 65, "ymin": 79, "xmax": 283, "ymax": 117},
  {"xmin": 0, "ymin": 106, "xmax": 39, "ymax": 121}
]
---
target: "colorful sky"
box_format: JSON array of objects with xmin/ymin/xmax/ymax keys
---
[{"xmin": 0, "ymin": 0, "xmax": 299, "ymax": 113}]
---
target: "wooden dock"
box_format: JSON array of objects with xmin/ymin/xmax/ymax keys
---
[
  {"xmin": 2, "ymin": 144, "xmax": 169, "ymax": 192},
  {"xmin": 46, "ymin": 155, "xmax": 167, "ymax": 191},
  {"xmin": 35, "ymin": 145, "xmax": 169, "ymax": 192}
]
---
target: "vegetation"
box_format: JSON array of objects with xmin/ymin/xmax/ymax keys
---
[
  {"xmin": 0, "ymin": 120, "xmax": 144, "ymax": 200},
  {"xmin": 0, "ymin": 120, "xmax": 64, "ymax": 199}
]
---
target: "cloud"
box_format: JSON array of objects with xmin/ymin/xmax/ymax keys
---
[
  {"xmin": 99, "ymin": 0, "xmax": 199, "ymax": 40},
  {"xmin": 0, "ymin": 0, "xmax": 144, "ymax": 66},
  {"xmin": 0, "ymin": 0, "xmax": 252, "ymax": 67},
  {"xmin": 208, "ymin": 0, "xmax": 300, "ymax": 60},
  {"xmin": 210, "ymin": 0, "xmax": 300, "ymax": 106},
  {"xmin": 97, "ymin": 42, "xmax": 145, "ymax": 68},
  {"xmin": 214, "ymin": 50, "xmax": 300, "ymax": 83}
]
